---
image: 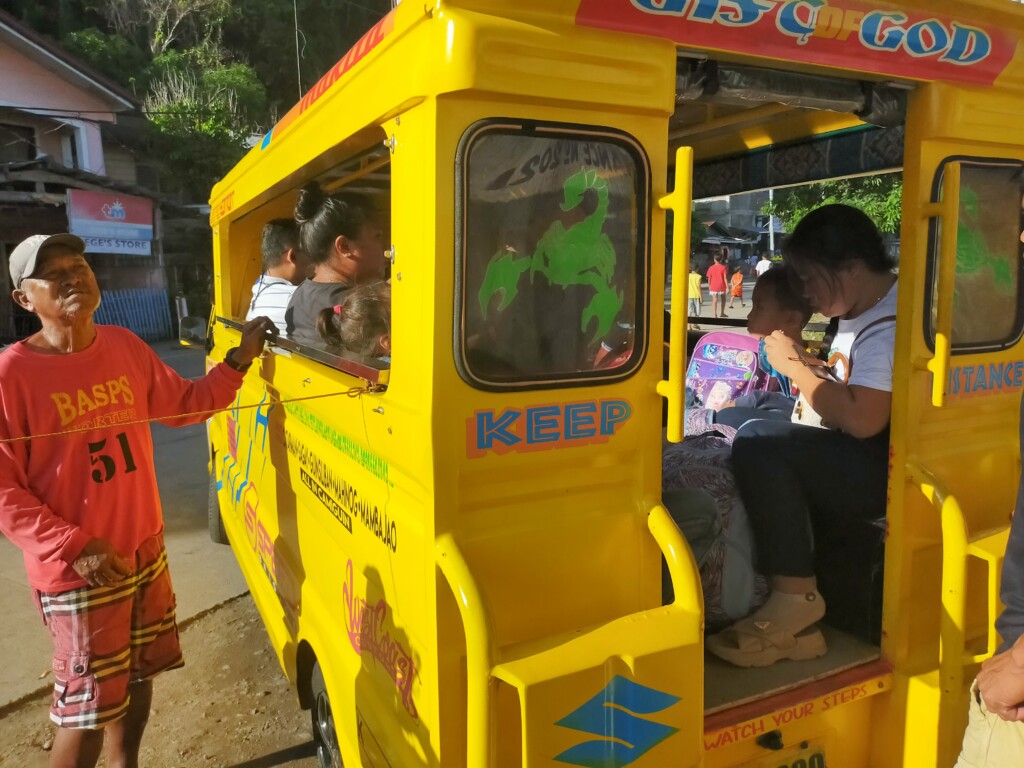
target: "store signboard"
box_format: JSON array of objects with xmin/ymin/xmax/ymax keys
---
[{"xmin": 67, "ymin": 189, "xmax": 154, "ymax": 256}]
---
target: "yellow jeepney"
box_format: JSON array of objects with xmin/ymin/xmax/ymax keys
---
[{"xmin": 201, "ymin": 2, "xmax": 1024, "ymax": 765}]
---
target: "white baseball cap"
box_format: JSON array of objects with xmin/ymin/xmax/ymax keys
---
[{"xmin": 9, "ymin": 233, "xmax": 86, "ymax": 286}]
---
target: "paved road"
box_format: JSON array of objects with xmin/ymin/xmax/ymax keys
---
[
  {"xmin": 666, "ymin": 274, "xmax": 755, "ymax": 327},
  {"xmin": 0, "ymin": 342, "xmax": 249, "ymax": 710}
]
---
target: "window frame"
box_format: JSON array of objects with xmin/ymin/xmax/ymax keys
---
[
  {"xmin": 0, "ymin": 122, "xmax": 35, "ymax": 164},
  {"xmin": 216, "ymin": 316, "xmax": 389, "ymax": 385},
  {"xmin": 454, "ymin": 118, "xmax": 652, "ymax": 392},
  {"xmin": 225, "ymin": 132, "xmax": 394, "ymax": 384},
  {"xmin": 923, "ymin": 155, "xmax": 1024, "ymax": 355}
]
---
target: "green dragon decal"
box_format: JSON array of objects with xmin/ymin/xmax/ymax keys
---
[
  {"xmin": 478, "ymin": 167, "xmax": 623, "ymax": 342},
  {"xmin": 956, "ymin": 186, "xmax": 1013, "ymax": 294}
]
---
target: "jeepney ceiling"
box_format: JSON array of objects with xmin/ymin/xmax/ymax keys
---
[
  {"xmin": 233, "ymin": 139, "xmax": 392, "ymax": 233},
  {"xmin": 671, "ymin": 55, "xmax": 914, "ymax": 161},
  {"xmin": 316, "ymin": 143, "xmax": 391, "ymax": 202},
  {"xmin": 228, "ymin": 125, "xmax": 389, "ymax": 226}
]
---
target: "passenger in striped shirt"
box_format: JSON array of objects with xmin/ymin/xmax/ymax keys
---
[{"xmin": 246, "ymin": 219, "xmax": 308, "ymax": 330}]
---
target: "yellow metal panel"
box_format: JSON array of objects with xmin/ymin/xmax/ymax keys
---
[
  {"xmin": 204, "ymin": 2, "xmax": 1024, "ymax": 766},
  {"xmin": 887, "ymin": 79, "xmax": 1024, "ymax": 768},
  {"xmin": 425, "ymin": 29, "xmax": 691, "ymax": 758}
]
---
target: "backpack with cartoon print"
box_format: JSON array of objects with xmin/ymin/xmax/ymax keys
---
[{"xmin": 686, "ymin": 331, "xmax": 775, "ymax": 412}]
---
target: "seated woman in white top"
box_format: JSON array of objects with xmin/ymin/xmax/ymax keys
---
[{"xmin": 707, "ymin": 204, "xmax": 898, "ymax": 668}]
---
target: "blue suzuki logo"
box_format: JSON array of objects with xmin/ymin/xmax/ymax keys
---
[{"xmin": 554, "ymin": 675, "xmax": 680, "ymax": 768}]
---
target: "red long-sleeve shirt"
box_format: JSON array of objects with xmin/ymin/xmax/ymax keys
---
[{"xmin": 0, "ymin": 326, "xmax": 244, "ymax": 591}]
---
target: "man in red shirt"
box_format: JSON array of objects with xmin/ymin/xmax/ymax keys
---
[
  {"xmin": 0, "ymin": 234, "xmax": 271, "ymax": 768},
  {"xmin": 706, "ymin": 251, "xmax": 729, "ymax": 318}
]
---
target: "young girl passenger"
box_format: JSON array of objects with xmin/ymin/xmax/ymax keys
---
[
  {"xmin": 707, "ymin": 204, "xmax": 898, "ymax": 668},
  {"xmin": 316, "ymin": 281, "xmax": 391, "ymax": 360}
]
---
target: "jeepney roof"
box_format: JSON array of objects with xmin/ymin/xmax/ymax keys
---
[{"xmin": 210, "ymin": 0, "xmax": 1024, "ymax": 222}]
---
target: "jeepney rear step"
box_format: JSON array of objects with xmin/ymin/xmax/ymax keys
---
[
  {"xmin": 705, "ymin": 625, "xmax": 882, "ymax": 714},
  {"xmin": 491, "ymin": 605, "xmax": 703, "ymax": 766}
]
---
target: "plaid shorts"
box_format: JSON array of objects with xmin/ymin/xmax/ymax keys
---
[{"xmin": 36, "ymin": 534, "xmax": 183, "ymax": 729}]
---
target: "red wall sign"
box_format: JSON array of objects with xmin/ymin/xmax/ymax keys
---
[
  {"xmin": 67, "ymin": 189, "xmax": 154, "ymax": 256},
  {"xmin": 575, "ymin": 0, "xmax": 1016, "ymax": 86}
]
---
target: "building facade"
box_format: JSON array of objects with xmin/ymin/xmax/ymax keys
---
[{"xmin": 0, "ymin": 10, "xmax": 172, "ymax": 342}]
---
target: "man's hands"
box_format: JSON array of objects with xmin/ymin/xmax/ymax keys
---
[
  {"xmin": 977, "ymin": 635, "xmax": 1024, "ymax": 721},
  {"xmin": 72, "ymin": 538, "xmax": 133, "ymax": 587},
  {"xmin": 233, "ymin": 316, "xmax": 276, "ymax": 367}
]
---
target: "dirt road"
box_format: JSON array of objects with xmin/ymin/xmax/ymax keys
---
[{"xmin": 0, "ymin": 596, "xmax": 317, "ymax": 768}]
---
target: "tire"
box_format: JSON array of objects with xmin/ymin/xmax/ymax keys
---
[
  {"xmin": 311, "ymin": 662, "xmax": 343, "ymax": 768},
  {"xmin": 208, "ymin": 470, "xmax": 228, "ymax": 545}
]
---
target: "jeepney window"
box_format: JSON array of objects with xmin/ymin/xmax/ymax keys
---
[
  {"xmin": 456, "ymin": 121, "xmax": 650, "ymax": 389},
  {"xmin": 927, "ymin": 161, "xmax": 1024, "ymax": 351},
  {"xmin": 226, "ymin": 132, "xmax": 393, "ymax": 385}
]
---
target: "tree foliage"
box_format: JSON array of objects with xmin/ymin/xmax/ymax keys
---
[
  {"xmin": 4, "ymin": 0, "xmax": 103, "ymax": 40},
  {"xmin": 145, "ymin": 62, "xmax": 266, "ymax": 199},
  {"xmin": 9, "ymin": 0, "xmax": 392, "ymax": 201},
  {"xmin": 222, "ymin": 0, "xmax": 394, "ymax": 113},
  {"xmin": 85, "ymin": 0, "xmax": 231, "ymax": 55},
  {"xmin": 62, "ymin": 27, "xmax": 150, "ymax": 91},
  {"xmin": 762, "ymin": 173, "xmax": 903, "ymax": 234}
]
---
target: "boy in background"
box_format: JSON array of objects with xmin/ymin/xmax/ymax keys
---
[
  {"xmin": 687, "ymin": 264, "xmax": 703, "ymax": 330},
  {"xmin": 706, "ymin": 252, "xmax": 728, "ymax": 319},
  {"xmin": 728, "ymin": 266, "xmax": 745, "ymax": 310}
]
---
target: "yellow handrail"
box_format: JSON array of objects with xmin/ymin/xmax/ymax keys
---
[
  {"xmin": 920, "ymin": 162, "xmax": 961, "ymax": 407},
  {"xmin": 907, "ymin": 463, "xmax": 970, "ymax": 669},
  {"xmin": 649, "ymin": 502, "xmax": 703, "ymax": 620},
  {"xmin": 657, "ymin": 146, "xmax": 694, "ymax": 444},
  {"xmin": 435, "ymin": 509, "xmax": 702, "ymax": 768},
  {"xmin": 906, "ymin": 460, "xmax": 1009, "ymax": 760},
  {"xmin": 435, "ymin": 533, "xmax": 497, "ymax": 768},
  {"xmin": 906, "ymin": 461, "xmax": 969, "ymax": 763}
]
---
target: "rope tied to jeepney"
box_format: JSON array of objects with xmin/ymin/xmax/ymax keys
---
[{"xmin": 0, "ymin": 384, "xmax": 384, "ymax": 445}]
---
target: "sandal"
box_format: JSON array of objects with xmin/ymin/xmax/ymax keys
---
[{"xmin": 707, "ymin": 617, "xmax": 827, "ymax": 667}]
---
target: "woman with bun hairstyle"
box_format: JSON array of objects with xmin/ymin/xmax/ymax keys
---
[
  {"xmin": 707, "ymin": 204, "xmax": 898, "ymax": 668},
  {"xmin": 284, "ymin": 181, "xmax": 386, "ymax": 344}
]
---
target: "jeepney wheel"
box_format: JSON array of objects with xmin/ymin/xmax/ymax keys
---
[
  {"xmin": 311, "ymin": 662, "xmax": 343, "ymax": 768},
  {"xmin": 208, "ymin": 470, "xmax": 228, "ymax": 545}
]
